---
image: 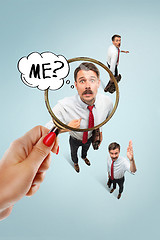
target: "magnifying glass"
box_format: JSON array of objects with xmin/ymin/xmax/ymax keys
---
[{"xmin": 44, "ymin": 57, "xmax": 119, "ymax": 134}]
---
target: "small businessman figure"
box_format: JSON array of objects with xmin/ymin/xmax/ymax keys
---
[
  {"xmin": 107, "ymin": 140, "xmax": 136, "ymax": 199},
  {"xmin": 104, "ymin": 34, "xmax": 129, "ymax": 93}
]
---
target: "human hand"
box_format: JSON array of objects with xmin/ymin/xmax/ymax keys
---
[
  {"xmin": 121, "ymin": 50, "xmax": 129, "ymax": 53},
  {"xmin": 0, "ymin": 125, "xmax": 58, "ymax": 220},
  {"xmin": 127, "ymin": 140, "xmax": 134, "ymax": 161},
  {"xmin": 68, "ymin": 118, "xmax": 81, "ymax": 129},
  {"xmin": 98, "ymin": 132, "xmax": 103, "ymax": 147}
]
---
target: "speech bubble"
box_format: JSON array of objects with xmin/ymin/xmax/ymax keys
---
[{"xmin": 18, "ymin": 52, "xmax": 70, "ymax": 90}]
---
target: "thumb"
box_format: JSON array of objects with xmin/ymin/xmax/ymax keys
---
[{"xmin": 24, "ymin": 132, "xmax": 57, "ymax": 172}]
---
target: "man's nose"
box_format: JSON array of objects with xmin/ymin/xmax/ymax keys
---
[{"xmin": 85, "ymin": 80, "xmax": 91, "ymax": 88}]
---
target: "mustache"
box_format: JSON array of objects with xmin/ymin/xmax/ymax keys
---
[{"xmin": 82, "ymin": 89, "xmax": 93, "ymax": 95}]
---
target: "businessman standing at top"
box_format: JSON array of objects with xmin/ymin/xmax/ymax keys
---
[{"xmin": 104, "ymin": 34, "xmax": 129, "ymax": 93}]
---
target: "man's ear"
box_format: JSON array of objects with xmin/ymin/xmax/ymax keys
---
[
  {"xmin": 98, "ymin": 79, "xmax": 101, "ymax": 88},
  {"xmin": 74, "ymin": 81, "xmax": 78, "ymax": 90}
]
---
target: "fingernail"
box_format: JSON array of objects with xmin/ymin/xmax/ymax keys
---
[
  {"xmin": 56, "ymin": 146, "xmax": 59, "ymax": 155},
  {"xmin": 43, "ymin": 132, "xmax": 56, "ymax": 147}
]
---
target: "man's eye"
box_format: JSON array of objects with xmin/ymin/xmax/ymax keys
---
[{"xmin": 80, "ymin": 80, "xmax": 84, "ymax": 83}]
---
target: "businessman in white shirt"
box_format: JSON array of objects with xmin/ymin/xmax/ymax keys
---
[
  {"xmin": 107, "ymin": 140, "xmax": 136, "ymax": 199},
  {"xmin": 46, "ymin": 62, "xmax": 113, "ymax": 173},
  {"xmin": 104, "ymin": 34, "xmax": 129, "ymax": 93}
]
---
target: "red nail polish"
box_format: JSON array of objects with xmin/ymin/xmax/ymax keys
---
[
  {"xmin": 56, "ymin": 146, "xmax": 59, "ymax": 155},
  {"xmin": 43, "ymin": 132, "xmax": 56, "ymax": 147}
]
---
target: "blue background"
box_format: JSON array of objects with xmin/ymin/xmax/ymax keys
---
[{"xmin": 0, "ymin": 0, "xmax": 160, "ymax": 239}]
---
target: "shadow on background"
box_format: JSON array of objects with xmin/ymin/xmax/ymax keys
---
[
  {"xmin": 95, "ymin": 175, "xmax": 120, "ymax": 199},
  {"xmin": 63, "ymin": 152, "xmax": 75, "ymax": 170}
]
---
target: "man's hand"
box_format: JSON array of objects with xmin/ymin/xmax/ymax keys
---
[
  {"xmin": 68, "ymin": 118, "xmax": 81, "ymax": 129},
  {"xmin": 127, "ymin": 140, "xmax": 137, "ymax": 173},
  {"xmin": 59, "ymin": 119, "xmax": 81, "ymax": 133},
  {"xmin": 121, "ymin": 50, "xmax": 129, "ymax": 53},
  {"xmin": 98, "ymin": 132, "xmax": 103, "ymax": 147},
  {"xmin": 127, "ymin": 140, "xmax": 134, "ymax": 161}
]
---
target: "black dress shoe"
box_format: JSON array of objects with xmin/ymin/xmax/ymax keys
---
[
  {"xmin": 74, "ymin": 163, "xmax": 80, "ymax": 173},
  {"xmin": 116, "ymin": 74, "xmax": 121, "ymax": 83},
  {"xmin": 117, "ymin": 193, "xmax": 121, "ymax": 199},
  {"xmin": 82, "ymin": 158, "xmax": 91, "ymax": 166},
  {"xmin": 104, "ymin": 81, "xmax": 113, "ymax": 92},
  {"xmin": 110, "ymin": 188, "xmax": 115, "ymax": 193},
  {"xmin": 104, "ymin": 74, "xmax": 122, "ymax": 94},
  {"xmin": 107, "ymin": 180, "xmax": 111, "ymax": 188}
]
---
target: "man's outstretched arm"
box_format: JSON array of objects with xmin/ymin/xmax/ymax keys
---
[
  {"xmin": 121, "ymin": 50, "xmax": 129, "ymax": 53},
  {"xmin": 127, "ymin": 140, "xmax": 137, "ymax": 173}
]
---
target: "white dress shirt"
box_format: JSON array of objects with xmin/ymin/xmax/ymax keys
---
[
  {"xmin": 107, "ymin": 44, "xmax": 119, "ymax": 75},
  {"xmin": 107, "ymin": 156, "xmax": 133, "ymax": 179},
  {"xmin": 45, "ymin": 93, "xmax": 113, "ymax": 141}
]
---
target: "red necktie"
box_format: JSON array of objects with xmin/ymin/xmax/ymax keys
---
[
  {"xmin": 111, "ymin": 161, "xmax": 114, "ymax": 180},
  {"xmin": 82, "ymin": 105, "xmax": 94, "ymax": 144},
  {"xmin": 117, "ymin": 48, "xmax": 120, "ymax": 65}
]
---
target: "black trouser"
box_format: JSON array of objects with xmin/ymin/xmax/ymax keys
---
[
  {"xmin": 69, "ymin": 136, "xmax": 92, "ymax": 164},
  {"xmin": 108, "ymin": 176, "xmax": 125, "ymax": 194},
  {"xmin": 107, "ymin": 63, "xmax": 118, "ymax": 77}
]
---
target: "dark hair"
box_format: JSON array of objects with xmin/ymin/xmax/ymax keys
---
[
  {"xmin": 112, "ymin": 34, "xmax": 121, "ymax": 41},
  {"xmin": 74, "ymin": 62, "xmax": 100, "ymax": 81},
  {"xmin": 108, "ymin": 142, "xmax": 120, "ymax": 151}
]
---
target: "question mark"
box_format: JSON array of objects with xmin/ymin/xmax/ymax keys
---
[{"xmin": 53, "ymin": 61, "xmax": 64, "ymax": 77}]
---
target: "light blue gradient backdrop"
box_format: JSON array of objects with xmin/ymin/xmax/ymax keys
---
[{"xmin": 0, "ymin": 0, "xmax": 160, "ymax": 239}]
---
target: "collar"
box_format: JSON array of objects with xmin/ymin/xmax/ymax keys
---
[
  {"xmin": 110, "ymin": 156, "xmax": 120, "ymax": 163},
  {"xmin": 76, "ymin": 94, "xmax": 98, "ymax": 109},
  {"xmin": 112, "ymin": 44, "xmax": 119, "ymax": 51}
]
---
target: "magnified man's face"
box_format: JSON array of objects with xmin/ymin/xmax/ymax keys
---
[
  {"xmin": 75, "ymin": 69, "xmax": 100, "ymax": 105},
  {"xmin": 109, "ymin": 148, "xmax": 120, "ymax": 161},
  {"xmin": 112, "ymin": 37, "xmax": 121, "ymax": 48}
]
